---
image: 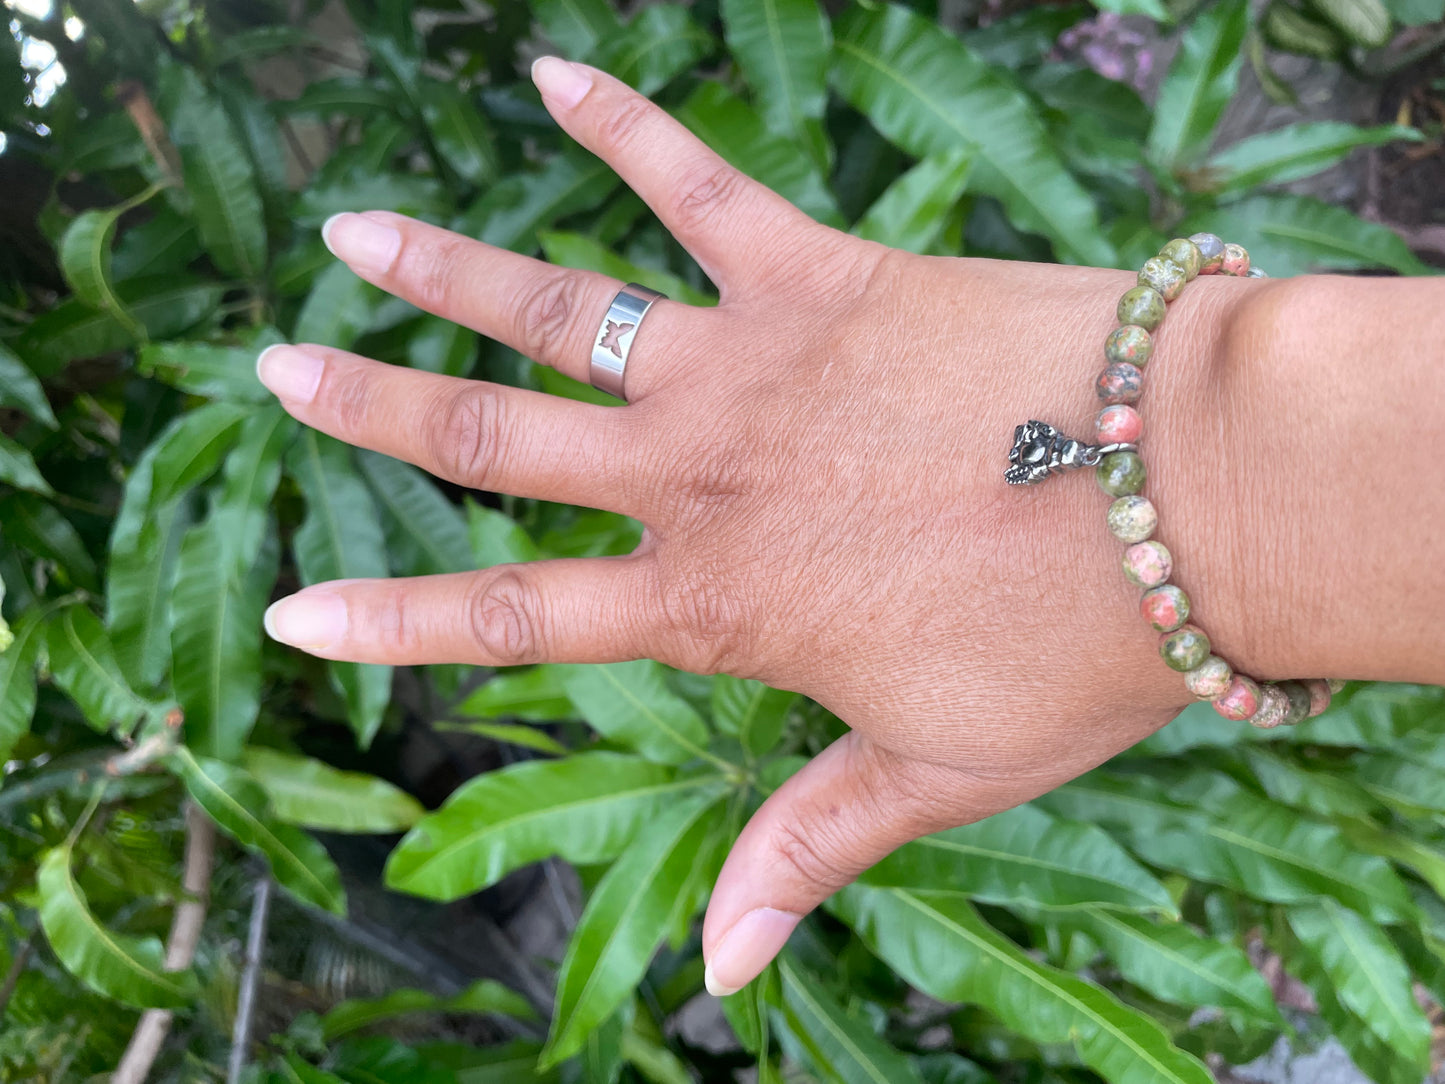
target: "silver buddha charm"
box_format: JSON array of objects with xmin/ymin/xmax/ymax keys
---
[{"xmin": 1005, "ymin": 420, "xmax": 1137, "ymax": 486}]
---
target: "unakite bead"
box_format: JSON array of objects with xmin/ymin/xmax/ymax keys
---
[
  {"xmin": 1160, "ymin": 624, "xmax": 1210, "ymax": 672},
  {"xmin": 1096, "ymin": 450, "xmax": 1145, "ymax": 496},
  {"xmin": 1303, "ymin": 678, "xmax": 1333, "ymax": 716},
  {"xmin": 1160, "ymin": 238, "xmax": 1202, "ymax": 280},
  {"xmin": 1107, "ymin": 495, "xmax": 1157, "ymax": 543},
  {"xmin": 1213, "ymin": 675, "xmax": 1261, "ymax": 720},
  {"xmin": 1220, "ymin": 243, "xmax": 1250, "ymax": 277},
  {"xmin": 1139, "ymin": 257, "xmax": 1187, "ymax": 301},
  {"xmin": 1141, "ymin": 584, "xmax": 1190, "ymax": 632},
  {"xmin": 1189, "ymin": 232, "xmax": 1226, "ymax": 274},
  {"xmin": 1096, "ymin": 404, "xmax": 1142, "ymax": 445},
  {"xmin": 1117, "ymin": 286, "xmax": 1165, "ymax": 331},
  {"xmin": 1105, "ymin": 325, "xmax": 1153, "ymax": 367},
  {"xmin": 1275, "ymin": 680, "xmax": 1312, "ymax": 725},
  {"xmin": 1249, "ymin": 684, "xmax": 1291, "ymax": 729},
  {"xmin": 1184, "ymin": 655, "xmax": 1233, "ymax": 699},
  {"xmin": 1096, "ymin": 362, "xmax": 1143, "ymax": 405},
  {"xmin": 1247, "ymin": 267, "xmax": 1269, "ymax": 279},
  {"xmin": 1327, "ymin": 678, "xmax": 1347, "ymax": 694},
  {"xmin": 1122, "ymin": 540, "xmax": 1172, "ymax": 588}
]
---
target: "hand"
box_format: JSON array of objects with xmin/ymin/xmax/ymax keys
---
[{"xmin": 258, "ymin": 58, "xmax": 1273, "ymax": 996}]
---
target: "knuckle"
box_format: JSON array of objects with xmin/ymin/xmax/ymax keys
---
[
  {"xmin": 431, "ymin": 385, "xmax": 505, "ymax": 486},
  {"xmin": 373, "ymin": 586, "xmax": 413, "ymax": 655},
  {"xmin": 772, "ymin": 817, "xmax": 864, "ymax": 893},
  {"xmin": 667, "ymin": 161, "xmax": 744, "ymax": 236},
  {"xmin": 659, "ymin": 573, "xmax": 749, "ymax": 674},
  {"xmin": 328, "ymin": 364, "xmax": 373, "ymax": 436},
  {"xmin": 407, "ymin": 233, "xmax": 474, "ymax": 314},
  {"xmin": 469, "ymin": 570, "xmax": 544, "ymax": 665},
  {"xmin": 514, "ymin": 269, "xmax": 584, "ymax": 362},
  {"xmin": 594, "ymin": 95, "xmax": 655, "ymax": 158}
]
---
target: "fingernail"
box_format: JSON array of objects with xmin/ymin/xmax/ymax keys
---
[
  {"xmin": 703, "ymin": 908, "xmax": 801, "ymax": 997},
  {"xmin": 256, "ymin": 344, "xmax": 324, "ymax": 405},
  {"xmin": 531, "ymin": 56, "xmax": 592, "ymax": 109},
  {"xmin": 264, "ymin": 592, "xmax": 347, "ymax": 649},
  {"xmin": 321, "ymin": 212, "xmax": 400, "ymax": 275}
]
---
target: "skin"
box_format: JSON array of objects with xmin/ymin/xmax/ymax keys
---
[{"xmin": 257, "ymin": 58, "xmax": 1445, "ymax": 997}]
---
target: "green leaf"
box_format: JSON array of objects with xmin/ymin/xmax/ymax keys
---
[
  {"xmin": 385, "ymin": 751, "xmax": 699, "ymax": 900},
  {"xmin": 57, "ymin": 207, "xmax": 136, "ymax": 338},
  {"xmin": 453, "ymin": 667, "xmax": 575, "ymax": 722},
  {"xmin": 1351, "ymin": 751, "xmax": 1445, "ymax": 813},
  {"xmin": 212, "ymin": 406, "xmax": 294, "ymax": 579},
  {"xmin": 557, "ymin": 661, "xmax": 713, "ymax": 765},
  {"xmin": 542, "ymin": 787, "xmax": 729, "ymax": 1066},
  {"xmin": 592, "ymin": 5, "xmax": 712, "ymax": 98},
  {"xmin": 860, "ymin": 803, "xmax": 1176, "ymax": 916},
  {"xmin": 1339, "ymin": 820, "xmax": 1445, "ymax": 899},
  {"xmin": 1184, "ymin": 194, "xmax": 1429, "ymax": 276},
  {"xmin": 0, "ymin": 343, "xmax": 57, "ymax": 428},
  {"xmin": 720, "ymin": 0, "xmax": 831, "ymax": 164},
  {"xmin": 832, "ymin": 4, "xmax": 1112, "ymax": 265},
  {"xmin": 171, "ymin": 517, "xmax": 274, "ymax": 761},
  {"xmin": 147, "ymin": 401, "xmax": 252, "ymax": 507},
  {"xmin": 454, "ymin": 149, "xmax": 620, "ymax": 254},
  {"xmin": 468, "ymin": 502, "xmax": 541, "ymax": 568},
  {"xmin": 47, "ymin": 606, "xmax": 154, "ymax": 734},
  {"xmin": 1204, "ymin": 123, "xmax": 1421, "ymax": 196},
  {"xmin": 434, "ymin": 720, "xmax": 569, "ymax": 757},
  {"xmin": 359, "ymin": 452, "xmax": 473, "ymax": 576},
  {"xmin": 532, "ymin": 0, "xmax": 622, "ymax": 56},
  {"xmin": 852, "ymin": 148, "xmax": 974, "ymax": 253},
  {"xmin": 171, "ymin": 748, "xmax": 346, "ymax": 914},
  {"xmin": 293, "ymin": 263, "xmax": 381, "ymax": 350},
  {"xmin": 710, "ymin": 675, "xmax": 796, "ymax": 758},
  {"xmin": 1147, "ymin": 0, "xmax": 1249, "ymax": 167},
  {"xmin": 407, "ymin": 315, "xmax": 478, "ymax": 377},
  {"xmin": 674, "ymin": 82, "xmax": 841, "ymax": 226},
  {"xmin": 1067, "ymin": 909, "xmax": 1281, "ymax": 1023},
  {"xmin": 111, "ymin": 206, "xmax": 201, "ymax": 280},
  {"xmin": 775, "ymin": 957, "xmax": 925, "ymax": 1084},
  {"xmin": 243, "ymin": 747, "xmax": 425, "ymax": 833},
  {"xmin": 1383, "ymin": 0, "xmax": 1444, "ymax": 25},
  {"xmin": 0, "ymin": 433, "xmax": 53, "ymax": 495},
  {"xmin": 1090, "ymin": 0, "xmax": 1168, "ymax": 18},
  {"xmin": 538, "ymin": 232, "xmax": 715, "ymax": 307},
  {"xmin": 0, "ymin": 493, "xmax": 98, "ymax": 589},
  {"xmin": 721, "ymin": 966, "xmax": 773, "ymax": 1054},
  {"xmin": 161, "ymin": 65, "xmax": 268, "ymax": 279},
  {"xmin": 137, "ymin": 338, "xmax": 276, "ymax": 403},
  {"xmin": 288, "ymin": 432, "xmax": 393, "ymax": 748},
  {"xmin": 832, "ymin": 886, "xmax": 1213, "ymax": 1084},
  {"xmin": 1242, "ymin": 746, "xmax": 1380, "ymax": 818},
  {"xmin": 1288, "ymin": 899, "xmax": 1430, "ymax": 1069},
  {"xmin": 0, "ymin": 612, "xmax": 43, "ymax": 763},
  {"xmin": 320, "ymin": 978, "xmax": 535, "ymax": 1041},
  {"xmin": 419, "ymin": 80, "xmax": 497, "ymax": 186},
  {"xmin": 37, "ymin": 844, "xmax": 199, "ymax": 1009}
]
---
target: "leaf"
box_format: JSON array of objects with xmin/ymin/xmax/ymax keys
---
[
  {"xmin": 710, "ymin": 675, "xmax": 796, "ymax": 758},
  {"xmin": 137, "ymin": 338, "xmax": 276, "ymax": 403},
  {"xmin": 722, "ymin": 966, "xmax": 773, "ymax": 1054},
  {"xmin": 592, "ymin": 5, "xmax": 712, "ymax": 99},
  {"xmin": 831, "ymin": 885, "xmax": 1214, "ymax": 1084},
  {"xmin": 1091, "ymin": 0, "xmax": 1169, "ymax": 18},
  {"xmin": 852, "ymin": 148, "xmax": 975, "ymax": 253},
  {"xmin": 171, "ymin": 517, "xmax": 274, "ymax": 761},
  {"xmin": 675, "ymin": 82, "xmax": 841, "ymax": 227},
  {"xmin": 0, "ymin": 612, "xmax": 43, "ymax": 762},
  {"xmin": 1204, "ymin": 123, "xmax": 1421, "ymax": 196},
  {"xmin": 434, "ymin": 720, "xmax": 569, "ymax": 757},
  {"xmin": 542, "ymin": 787, "xmax": 729, "ymax": 1066},
  {"xmin": 1184, "ymin": 194, "xmax": 1429, "ymax": 276},
  {"xmin": 385, "ymin": 752, "xmax": 702, "ymax": 900},
  {"xmin": 1288, "ymin": 899, "xmax": 1430, "ymax": 1069},
  {"xmin": 407, "ymin": 315, "xmax": 478, "ymax": 377},
  {"xmin": 419, "ymin": 80, "xmax": 497, "ymax": 186},
  {"xmin": 1383, "ymin": 0, "xmax": 1445, "ymax": 25},
  {"xmin": 832, "ymin": 4, "xmax": 1112, "ymax": 265},
  {"xmin": 775, "ymin": 957, "xmax": 925, "ymax": 1084},
  {"xmin": 47, "ymin": 606, "xmax": 154, "ymax": 734},
  {"xmin": 1067, "ymin": 910, "xmax": 1281, "ymax": 1023},
  {"xmin": 537, "ymin": 232, "xmax": 714, "ymax": 307},
  {"xmin": 0, "ymin": 343, "xmax": 57, "ymax": 428},
  {"xmin": 288, "ymin": 432, "xmax": 393, "ymax": 748},
  {"xmin": 212, "ymin": 406, "xmax": 294, "ymax": 579},
  {"xmin": 171, "ymin": 748, "xmax": 347, "ymax": 914},
  {"xmin": 557, "ymin": 661, "xmax": 713, "ymax": 765},
  {"xmin": 0, "ymin": 493, "xmax": 98, "ymax": 589},
  {"xmin": 860, "ymin": 803, "xmax": 1176, "ymax": 916},
  {"xmin": 111, "ymin": 205, "xmax": 201, "ymax": 280},
  {"xmin": 243, "ymin": 747, "xmax": 425, "ymax": 833},
  {"xmin": 320, "ymin": 978, "xmax": 535, "ymax": 1041},
  {"xmin": 532, "ymin": 0, "xmax": 622, "ymax": 56},
  {"xmin": 1147, "ymin": 0, "xmax": 1249, "ymax": 168},
  {"xmin": 58, "ymin": 209, "xmax": 127, "ymax": 319},
  {"xmin": 468, "ymin": 502, "xmax": 541, "ymax": 568},
  {"xmin": 37, "ymin": 844, "xmax": 199, "ymax": 1009},
  {"xmin": 147, "ymin": 400, "xmax": 252, "ymax": 507},
  {"xmin": 359, "ymin": 451, "xmax": 473, "ymax": 576},
  {"xmin": 293, "ymin": 263, "xmax": 380, "ymax": 351},
  {"xmin": 453, "ymin": 666, "xmax": 575, "ymax": 722},
  {"xmin": 720, "ymin": 0, "xmax": 831, "ymax": 164},
  {"xmin": 1339, "ymin": 820, "xmax": 1445, "ymax": 899},
  {"xmin": 454, "ymin": 149, "xmax": 620, "ymax": 254},
  {"xmin": 161, "ymin": 65, "xmax": 268, "ymax": 279},
  {"xmin": 0, "ymin": 433, "xmax": 53, "ymax": 495}
]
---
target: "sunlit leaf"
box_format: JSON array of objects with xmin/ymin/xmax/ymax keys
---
[
  {"xmin": 775, "ymin": 957, "xmax": 925, "ymax": 1084},
  {"xmin": 1203, "ymin": 122, "xmax": 1421, "ymax": 197},
  {"xmin": 852, "ymin": 148, "xmax": 974, "ymax": 253},
  {"xmin": 47, "ymin": 606, "xmax": 156, "ymax": 735},
  {"xmin": 557, "ymin": 661, "xmax": 713, "ymax": 765},
  {"xmin": 1147, "ymin": 0, "xmax": 1248, "ymax": 167},
  {"xmin": 720, "ymin": 0, "xmax": 831, "ymax": 165},
  {"xmin": 243, "ymin": 747, "xmax": 426, "ymax": 833}
]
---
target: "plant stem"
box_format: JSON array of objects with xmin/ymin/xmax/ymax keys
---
[
  {"xmin": 0, "ymin": 932, "xmax": 37, "ymax": 1019},
  {"xmin": 227, "ymin": 873, "xmax": 273, "ymax": 1084}
]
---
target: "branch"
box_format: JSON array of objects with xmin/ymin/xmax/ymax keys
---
[
  {"xmin": 227, "ymin": 874, "xmax": 272, "ymax": 1084},
  {"xmin": 112, "ymin": 802, "xmax": 216, "ymax": 1084}
]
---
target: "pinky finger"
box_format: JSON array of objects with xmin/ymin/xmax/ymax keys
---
[{"xmin": 263, "ymin": 557, "xmax": 659, "ymax": 668}]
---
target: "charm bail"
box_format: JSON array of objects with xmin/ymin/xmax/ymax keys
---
[{"xmin": 1005, "ymin": 420, "xmax": 1136, "ymax": 486}]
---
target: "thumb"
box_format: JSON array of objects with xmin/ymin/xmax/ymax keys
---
[{"xmin": 701, "ymin": 732, "xmax": 983, "ymax": 997}]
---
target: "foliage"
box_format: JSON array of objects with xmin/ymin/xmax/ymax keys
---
[{"xmin": 0, "ymin": 0, "xmax": 1439, "ymax": 1082}]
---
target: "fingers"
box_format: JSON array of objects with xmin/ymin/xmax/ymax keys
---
[
  {"xmin": 319, "ymin": 210, "xmax": 685, "ymax": 399},
  {"xmin": 256, "ymin": 343, "xmax": 656, "ymax": 514},
  {"xmin": 700, "ymin": 734, "xmax": 984, "ymax": 997},
  {"xmin": 530, "ymin": 57, "xmax": 817, "ymax": 292},
  {"xmin": 263, "ymin": 557, "xmax": 660, "ymax": 667}
]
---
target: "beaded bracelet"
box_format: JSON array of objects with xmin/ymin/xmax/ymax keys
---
[{"xmin": 1006, "ymin": 233, "xmax": 1343, "ymax": 729}]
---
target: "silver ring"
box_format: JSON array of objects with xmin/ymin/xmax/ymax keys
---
[{"xmin": 589, "ymin": 283, "xmax": 665, "ymax": 401}]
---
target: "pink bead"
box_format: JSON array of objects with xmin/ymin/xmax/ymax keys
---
[
  {"xmin": 1141, "ymin": 584, "xmax": 1189, "ymax": 632},
  {"xmin": 1303, "ymin": 678, "xmax": 1332, "ymax": 717},
  {"xmin": 1121, "ymin": 540, "xmax": 1172, "ymax": 588},
  {"xmin": 1096, "ymin": 404, "xmax": 1142, "ymax": 445},
  {"xmin": 1220, "ymin": 243, "xmax": 1250, "ymax": 277},
  {"xmin": 1095, "ymin": 362, "xmax": 1143, "ymax": 405},
  {"xmin": 1213, "ymin": 675, "xmax": 1261, "ymax": 721}
]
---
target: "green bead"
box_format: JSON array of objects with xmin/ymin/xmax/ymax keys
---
[
  {"xmin": 1275, "ymin": 680, "xmax": 1313, "ymax": 725},
  {"xmin": 1160, "ymin": 238, "xmax": 1202, "ymax": 280},
  {"xmin": 1138, "ymin": 258, "xmax": 1187, "ymax": 302},
  {"xmin": 1105, "ymin": 325, "xmax": 1153, "ymax": 367},
  {"xmin": 1160, "ymin": 624, "xmax": 1211, "ymax": 672},
  {"xmin": 1096, "ymin": 450, "xmax": 1146, "ymax": 497},
  {"xmin": 1117, "ymin": 286, "xmax": 1166, "ymax": 331}
]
